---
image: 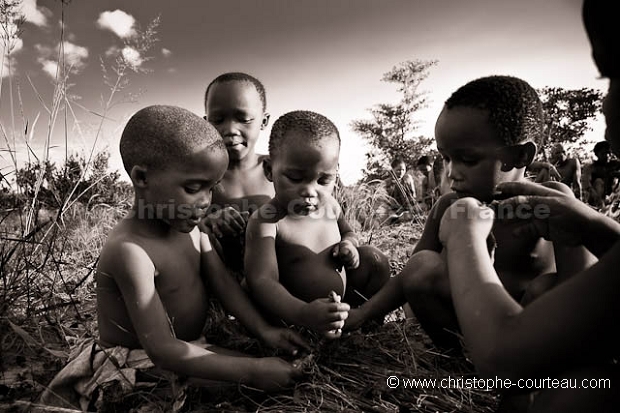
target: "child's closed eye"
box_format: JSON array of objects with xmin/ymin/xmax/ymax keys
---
[
  {"xmin": 184, "ymin": 185, "xmax": 202, "ymax": 194},
  {"xmin": 207, "ymin": 116, "xmax": 223, "ymax": 125}
]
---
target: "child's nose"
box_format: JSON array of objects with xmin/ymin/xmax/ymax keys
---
[
  {"xmin": 220, "ymin": 119, "xmax": 240, "ymax": 136},
  {"xmin": 196, "ymin": 190, "xmax": 212, "ymax": 209},
  {"xmin": 446, "ymin": 162, "xmax": 461, "ymax": 181},
  {"xmin": 300, "ymin": 183, "xmax": 318, "ymax": 198}
]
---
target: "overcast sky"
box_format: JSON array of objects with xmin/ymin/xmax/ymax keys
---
[{"xmin": 0, "ymin": 0, "xmax": 606, "ymax": 184}]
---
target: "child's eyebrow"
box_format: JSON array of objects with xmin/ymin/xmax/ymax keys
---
[{"xmin": 184, "ymin": 178, "xmax": 219, "ymax": 185}]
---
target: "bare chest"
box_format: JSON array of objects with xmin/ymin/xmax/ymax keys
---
[
  {"xmin": 275, "ymin": 215, "xmax": 345, "ymax": 301},
  {"xmin": 213, "ymin": 169, "xmax": 274, "ymax": 213}
]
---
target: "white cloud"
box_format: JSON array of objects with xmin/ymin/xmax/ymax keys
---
[
  {"xmin": 161, "ymin": 48, "xmax": 172, "ymax": 58},
  {"xmin": 62, "ymin": 41, "xmax": 89, "ymax": 70},
  {"xmin": 40, "ymin": 59, "xmax": 58, "ymax": 78},
  {"xmin": 36, "ymin": 41, "xmax": 89, "ymax": 78},
  {"xmin": 21, "ymin": 0, "xmax": 50, "ymax": 27},
  {"xmin": 97, "ymin": 10, "xmax": 136, "ymax": 39},
  {"xmin": 104, "ymin": 45, "xmax": 121, "ymax": 58},
  {"xmin": 1, "ymin": 29, "xmax": 23, "ymax": 78},
  {"xmin": 121, "ymin": 46, "xmax": 143, "ymax": 68}
]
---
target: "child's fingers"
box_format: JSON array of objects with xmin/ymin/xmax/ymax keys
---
[
  {"xmin": 331, "ymin": 244, "xmax": 340, "ymax": 257},
  {"xmin": 210, "ymin": 222, "xmax": 223, "ymax": 238},
  {"xmin": 285, "ymin": 330, "xmax": 312, "ymax": 353},
  {"xmin": 495, "ymin": 181, "xmax": 565, "ymax": 199},
  {"xmin": 323, "ymin": 329, "xmax": 343, "ymax": 340},
  {"xmin": 223, "ymin": 208, "xmax": 246, "ymax": 232}
]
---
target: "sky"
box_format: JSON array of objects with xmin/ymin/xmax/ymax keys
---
[{"xmin": 0, "ymin": 0, "xmax": 608, "ymax": 185}]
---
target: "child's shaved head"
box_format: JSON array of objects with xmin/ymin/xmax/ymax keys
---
[
  {"xmin": 445, "ymin": 75, "xmax": 543, "ymax": 146},
  {"xmin": 205, "ymin": 72, "xmax": 267, "ymax": 111},
  {"xmin": 120, "ymin": 105, "xmax": 225, "ymax": 174},
  {"xmin": 269, "ymin": 110, "xmax": 340, "ymax": 157}
]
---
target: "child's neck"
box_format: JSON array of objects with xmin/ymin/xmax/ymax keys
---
[
  {"xmin": 128, "ymin": 196, "xmax": 176, "ymax": 236},
  {"xmin": 228, "ymin": 150, "xmax": 260, "ymax": 171}
]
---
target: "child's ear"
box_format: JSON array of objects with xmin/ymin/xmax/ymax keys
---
[
  {"xmin": 262, "ymin": 157, "xmax": 273, "ymax": 181},
  {"xmin": 261, "ymin": 113, "xmax": 270, "ymax": 130},
  {"xmin": 514, "ymin": 142, "xmax": 537, "ymax": 168},
  {"xmin": 130, "ymin": 165, "xmax": 149, "ymax": 188}
]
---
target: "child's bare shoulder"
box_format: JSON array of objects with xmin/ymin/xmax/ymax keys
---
[{"xmin": 97, "ymin": 221, "xmax": 155, "ymax": 279}]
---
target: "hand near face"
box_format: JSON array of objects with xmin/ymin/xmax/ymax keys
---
[{"xmin": 202, "ymin": 207, "xmax": 249, "ymax": 238}]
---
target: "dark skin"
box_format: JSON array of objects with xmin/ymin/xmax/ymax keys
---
[{"xmin": 97, "ymin": 146, "xmax": 309, "ymax": 392}]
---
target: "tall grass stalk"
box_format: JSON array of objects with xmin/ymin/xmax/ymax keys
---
[{"xmin": 0, "ymin": 0, "xmax": 158, "ymax": 329}]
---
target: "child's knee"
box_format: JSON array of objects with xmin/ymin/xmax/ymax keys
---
[
  {"xmin": 357, "ymin": 245, "xmax": 390, "ymax": 281},
  {"xmin": 402, "ymin": 250, "xmax": 446, "ymax": 295},
  {"xmin": 520, "ymin": 273, "xmax": 558, "ymax": 306}
]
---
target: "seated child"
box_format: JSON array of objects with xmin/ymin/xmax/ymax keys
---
[
  {"xmin": 245, "ymin": 110, "xmax": 390, "ymax": 337},
  {"xmin": 384, "ymin": 156, "xmax": 417, "ymax": 223},
  {"xmin": 347, "ymin": 76, "xmax": 596, "ymax": 348},
  {"xmin": 202, "ymin": 72, "xmax": 274, "ymax": 272},
  {"xmin": 41, "ymin": 105, "xmax": 308, "ymax": 410}
]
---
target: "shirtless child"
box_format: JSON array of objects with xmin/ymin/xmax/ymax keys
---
[
  {"xmin": 202, "ymin": 72, "xmax": 274, "ymax": 272},
  {"xmin": 94, "ymin": 106, "xmax": 307, "ymax": 390},
  {"xmin": 346, "ymin": 76, "xmax": 596, "ymax": 348},
  {"xmin": 245, "ymin": 110, "xmax": 390, "ymax": 337}
]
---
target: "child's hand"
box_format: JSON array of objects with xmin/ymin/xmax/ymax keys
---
[
  {"xmin": 343, "ymin": 307, "xmax": 365, "ymax": 331},
  {"xmin": 298, "ymin": 297, "xmax": 349, "ymax": 338},
  {"xmin": 439, "ymin": 197, "xmax": 495, "ymax": 247},
  {"xmin": 332, "ymin": 240, "xmax": 360, "ymax": 269},
  {"xmin": 495, "ymin": 181, "xmax": 609, "ymax": 247},
  {"xmin": 203, "ymin": 207, "xmax": 249, "ymax": 238},
  {"xmin": 248, "ymin": 357, "xmax": 303, "ymax": 392},
  {"xmin": 259, "ymin": 327, "xmax": 311, "ymax": 356}
]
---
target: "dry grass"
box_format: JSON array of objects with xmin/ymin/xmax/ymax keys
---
[{"xmin": 0, "ymin": 211, "xmax": 500, "ymax": 412}]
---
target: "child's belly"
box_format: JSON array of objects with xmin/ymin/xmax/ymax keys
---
[{"xmin": 277, "ymin": 242, "xmax": 346, "ymax": 303}]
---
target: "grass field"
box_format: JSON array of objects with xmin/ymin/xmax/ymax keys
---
[{"xmin": 0, "ymin": 201, "xmax": 499, "ymax": 412}]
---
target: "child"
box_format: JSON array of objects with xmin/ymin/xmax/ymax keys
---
[
  {"xmin": 585, "ymin": 141, "xmax": 620, "ymax": 207},
  {"xmin": 202, "ymin": 72, "xmax": 274, "ymax": 272},
  {"xmin": 244, "ymin": 110, "xmax": 390, "ymax": 337},
  {"xmin": 384, "ymin": 156, "xmax": 416, "ymax": 223},
  {"xmin": 434, "ymin": 2, "xmax": 620, "ymax": 408},
  {"xmin": 347, "ymin": 76, "xmax": 596, "ymax": 349},
  {"xmin": 41, "ymin": 105, "xmax": 308, "ymax": 409}
]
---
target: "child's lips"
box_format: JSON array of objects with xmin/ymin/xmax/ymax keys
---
[{"xmin": 225, "ymin": 141, "xmax": 245, "ymax": 149}]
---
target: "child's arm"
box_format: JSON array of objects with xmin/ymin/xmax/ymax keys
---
[
  {"xmin": 333, "ymin": 206, "xmax": 360, "ymax": 269},
  {"xmin": 543, "ymin": 181, "xmax": 597, "ymax": 281},
  {"xmin": 200, "ymin": 232, "xmax": 309, "ymax": 354},
  {"xmin": 572, "ymin": 158, "xmax": 583, "ymax": 200},
  {"xmin": 245, "ymin": 213, "xmax": 349, "ymax": 336},
  {"xmin": 497, "ymin": 181, "xmax": 620, "ymax": 258},
  {"xmin": 413, "ymin": 192, "xmax": 457, "ymax": 253},
  {"xmin": 439, "ymin": 196, "xmax": 620, "ymax": 379},
  {"xmin": 103, "ymin": 241, "xmax": 300, "ymax": 391}
]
